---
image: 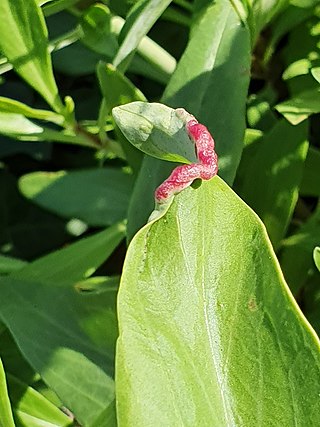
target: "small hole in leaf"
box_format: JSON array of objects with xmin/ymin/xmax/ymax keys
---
[{"xmin": 191, "ymin": 179, "xmax": 202, "ymax": 189}]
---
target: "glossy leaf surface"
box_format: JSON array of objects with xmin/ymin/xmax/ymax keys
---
[{"xmin": 117, "ymin": 177, "xmax": 320, "ymax": 426}]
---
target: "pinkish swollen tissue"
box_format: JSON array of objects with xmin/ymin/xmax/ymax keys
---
[{"xmin": 154, "ymin": 114, "xmax": 218, "ymax": 203}]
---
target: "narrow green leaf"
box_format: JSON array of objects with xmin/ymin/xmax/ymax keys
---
[
  {"xmin": 113, "ymin": 102, "xmax": 197, "ymax": 164},
  {"xmin": 0, "ymin": 0, "xmax": 64, "ymax": 113},
  {"xmin": 0, "ymin": 225, "xmax": 125, "ymax": 425},
  {"xmin": 0, "ymin": 359, "xmax": 15, "ymax": 427},
  {"xmin": 7, "ymin": 374, "xmax": 71, "ymax": 427},
  {"xmin": 117, "ymin": 176, "xmax": 320, "ymax": 426},
  {"xmin": 275, "ymin": 88, "xmax": 320, "ymax": 125},
  {"xmin": 0, "ymin": 97, "xmax": 64, "ymax": 125},
  {"xmin": 314, "ymin": 247, "xmax": 320, "ymax": 272},
  {"xmin": 13, "ymin": 222, "xmax": 125, "ymax": 284},
  {"xmin": 237, "ymin": 120, "xmax": 309, "ymax": 248},
  {"xmin": 113, "ymin": 0, "xmax": 173, "ymax": 71},
  {"xmin": 19, "ymin": 169, "xmax": 134, "ymax": 226},
  {"xmin": 0, "ymin": 112, "xmax": 97, "ymax": 148}
]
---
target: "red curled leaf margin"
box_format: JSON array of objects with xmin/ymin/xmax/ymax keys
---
[{"xmin": 154, "ymin": 108, "xmax": 218, "ymax": 204}]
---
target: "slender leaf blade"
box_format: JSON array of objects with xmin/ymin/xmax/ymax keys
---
[
  {"xmin": 113, "ymin": 0, "xmax": 173, "ymax": 71},
  {"xmin": 0, "ymin": 359, "xmax": 15, "ymax": 427}
]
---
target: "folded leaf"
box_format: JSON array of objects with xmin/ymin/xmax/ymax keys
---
[{"xmin": 113, "ymin": 102, "xmax": 197, "ymax": 164}]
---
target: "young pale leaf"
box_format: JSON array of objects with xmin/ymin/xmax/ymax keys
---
[
  {"xmin": 0, "ymin": 225, "xmax": 125, "ymax": 426},
  {"xmin": 117, "ymin": 176, "xmax": 320, "ymax": 426},
  {"xmin": 0, "ymin": 359, "xmax": 15, "ymax": 427},
  {"xmin": 113, "ymin": 0, "xmax": 173, "ymax": 71},
  {"xmin": 7, "ymin": 374, "xmax": 71, "ymax": 427},
  {"xmin": 314, "ymin": 247, "xmax": 320, "ymax": 272},
  {"xmin": 112, "ymin": 101, "xmax": 197, "ymax": 164},
  {"xmin": 0, "ymin": 0, "xmax": 64, "ymax": 113},
  {"xmin": 19, "ymin": 168, "xmax": 134, "ymax": 226}
]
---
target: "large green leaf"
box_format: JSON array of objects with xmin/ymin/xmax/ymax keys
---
[
  {"xmin": 0, "ymin": 0, "xmax": 64, "ymax": 113},
  {"xmin": 0, "ymin": 359, "xmax": 15, "ymax": 427},
  {"xmin": 19, "ymin": 168, "xmax": 134, "ymax": 227},
  {"xmin": 236, "ymin": 119, "xmax": 308, "ymax": 248},
  {"xmin": 117, "ymin": 176, "xmax": 320, "ymax": 425},
  {"xmin": 0, "ymin": 224, "xmax": 125, "ymax": 426}
]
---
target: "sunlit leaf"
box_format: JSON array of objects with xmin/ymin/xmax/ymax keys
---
[{"xmin": 117, "ymin": 176, "xmax": 320, "ymax": 426}]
